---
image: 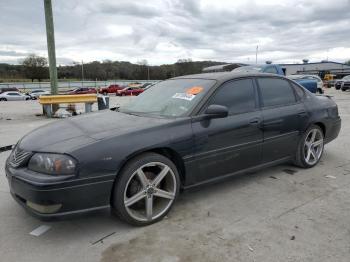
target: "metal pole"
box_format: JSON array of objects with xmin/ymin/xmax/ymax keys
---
[
  {"xmin": 81, "ymin": 60, "xmax": 84, "ymax": 87},
  {"xmin": 256, "ymin": 45, "xmax": 258, "ymax": 64},
  {"xmin": 44, "ymin": 0, "xmax": 58, "ymax": 95}
]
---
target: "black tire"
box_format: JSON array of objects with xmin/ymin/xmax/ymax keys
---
[
  {"xmin": 112, "ymin": 152, "xmax": 180, "ymax": 226},
  {"xmin": 318, "ymin": 88, "xmax": 324, "ymax": 94},
  {"xmin": 0, "ymin": 98, "xmax": 7, "ymax": 101},
  {"xmin": 294, "ymin": 125, "xmax": 324, "ymax": 168}
]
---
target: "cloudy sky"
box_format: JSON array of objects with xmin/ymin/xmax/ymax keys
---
[{"xmin": 0, "ymin": 0, "xmax": 349, "ymax": 65}]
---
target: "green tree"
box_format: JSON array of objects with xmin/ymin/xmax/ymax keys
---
[
  {"xmin": 21, "ymin": 54, "xmax": 48, "ymax": 82},
  {"xmin": 345, "ymin": 60, "xmax": 350, "ymax": 66}
]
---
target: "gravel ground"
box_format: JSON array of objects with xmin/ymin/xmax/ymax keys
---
[{"xmin": 1, "ymin": 89, "xmax": 350, "ymax": 262}]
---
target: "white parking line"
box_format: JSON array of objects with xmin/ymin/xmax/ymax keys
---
[{"xmin": 29, "ymin": 225, "xmax": 51, "ymax": 236}]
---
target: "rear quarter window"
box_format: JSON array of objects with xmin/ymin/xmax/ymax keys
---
[{"xmin": 290, "ymin": 82, "xmax": 306, "ymax": 100}]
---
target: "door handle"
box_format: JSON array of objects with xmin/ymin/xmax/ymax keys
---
[
  {"xmin": 298, "ymin": 111, "xmax": 307, "ymax": 117},
  {"xmin": 249, "ymin": 118, "xmax": 261, "ymax": 125}
]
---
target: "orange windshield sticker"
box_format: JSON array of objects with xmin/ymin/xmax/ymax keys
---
[{"xmin": 186, "ymin": 86, "xmax": 203, "ymax": 95}]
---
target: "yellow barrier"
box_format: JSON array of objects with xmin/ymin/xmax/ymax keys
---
[{"xmin": 39, "ymin": 94, "xmax": 97, "ymax": 105}]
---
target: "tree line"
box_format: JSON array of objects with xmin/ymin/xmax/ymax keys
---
[{"xmin": 0, "ymin": 54, "xmax": 225, "ymax": 82}]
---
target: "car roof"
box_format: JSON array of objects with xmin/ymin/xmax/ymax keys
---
[{"xmin": 171, "ymin": 72, "xmax": 283, "ymax": 83}]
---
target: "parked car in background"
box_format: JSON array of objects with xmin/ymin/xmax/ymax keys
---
[
  {"xmin": 0, "ymin": 87, "xmax": 20, "ymax": 94},
  {"xmin": 28, "ymin": 89, "xmax": 50, "ymax": 100},
  {"xmin": 288, "ymin": 75, "xmax": 324, "ymax": 94},
  {"xmin": 64, "ymin": 87, "xmax": 97, "ymax": 95},
  {"xmin": 335, "ymin": 75, "xmax": 350, "ymax": 90},
  {"xmin": 232, "ymin": 64, "xmax": 319, "ymax": 93},
  {"xmin": 0, "ymin": 91, "xmax": 30, "ymax": 101},
  {"xmin": 232, "ymin": 64, "xmax": 285, "ymax": 75},
  {"xmin": 5, "ymin": 72, "xmax": 341, "ymax": 226},
  {"xmin": 116, "ymin": 86, "xmax": 144, "ymax": 96},
  {"xmin": 99, "ymin": 84, "xmax": 125, "ymax": 95},
  {"xmin": 128, "ymin": 82, "xmax": 143, "ymax": 88}
]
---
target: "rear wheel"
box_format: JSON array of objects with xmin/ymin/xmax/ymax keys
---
[
  {"xmin": 294, "ymin": 125, "xmax": 324, "ymax": 168},
  {"xmin": 0, "ymin": 98, "xmax": 7, "ymax": 101},
  {"xmin": 112, "ymin": 153, "xmax": 180, "ymax": 226}
]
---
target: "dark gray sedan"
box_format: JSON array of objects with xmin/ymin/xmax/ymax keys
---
[{"xmin": 5, "ymin": 72, "xmax": 341, "ymax": 226}]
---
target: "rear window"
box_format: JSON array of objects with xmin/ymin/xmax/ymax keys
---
[{"xmin": 258, "ymin": 78, "xmax": 296, "ymax": 107}]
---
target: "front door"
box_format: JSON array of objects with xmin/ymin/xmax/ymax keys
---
[{"xmin": 192, "ymin": 78, "xmax": 263, "ymax": 183}]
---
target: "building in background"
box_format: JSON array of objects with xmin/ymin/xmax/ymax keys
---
[{"xmin": 280, "ymin": 60, "xmax": 350, "ymax": 78}]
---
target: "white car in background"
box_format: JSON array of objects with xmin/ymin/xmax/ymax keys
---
[
  {"xmin": 0, "ymin": 91, "xmax": 30, "ymax": 101},
  {"xmin": 288, "ymin": 74, "xmax": 324, "ymax": 94},
  {"xmin": 28, "ymin": 89, "xmax": 50, "ymax": 100}
]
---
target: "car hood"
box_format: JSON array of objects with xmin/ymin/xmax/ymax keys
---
[{"xmin": 19, "ymin": 111, "xmax": 172, "ymax": 153}]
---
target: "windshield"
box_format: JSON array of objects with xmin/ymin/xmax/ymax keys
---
[
  {"xmin": 289, "ymin": 75, "xmax": 321, "ymax": 82},
  {"xmin": 342, "ymin": 75, "xmax": 350, "ymax": 80},
  {"xmin": 288, "ymin": 75, "xmax": 302, "ymax": 80},
  {"xmin": 120, "ymin": 79, "xmax": 216, "ymax": 117}
]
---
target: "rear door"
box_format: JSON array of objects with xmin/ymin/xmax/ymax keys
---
[
  {"xmin": 192, "ymin": 78, "xmax": 263, "ymax": 183},
  {"xmin": 257, "ymin": 77, "xmax": 307, "ymax": 162}
]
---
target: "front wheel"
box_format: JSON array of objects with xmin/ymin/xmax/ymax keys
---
[
  {"xmin": 294, "ymin": 125, "xmax": 324, "ymax": 168},
  {"xmin": 112, "ymin": 153, "xmax": 180, "ymax": 226}
]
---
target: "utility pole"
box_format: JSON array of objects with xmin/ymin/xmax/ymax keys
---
[
  {"xmin": 81, "ymin": 60, "xmax": 84, "ymax": 87},
  {"xmin": 44, "ymin": 0, "xmax": 58, "ymax": 95},
  {"xmin": 255, "ymin": 45, "xmax": 258, "ymax": 64}
]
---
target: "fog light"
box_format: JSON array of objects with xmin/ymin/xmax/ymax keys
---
[{"xmin": 26, "ymin": 201, "xmax": 62, "ymax": 214}]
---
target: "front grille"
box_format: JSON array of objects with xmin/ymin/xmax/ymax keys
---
[{"xmin": 9, "ymin": 146, "xmax": 32, "ymax": 168}]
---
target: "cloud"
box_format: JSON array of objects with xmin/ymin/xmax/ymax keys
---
[
  {"xmin": 0, "ymin": 0, "xmax": 349, "ymax": 65},
  {"xmin": 97, "ymin": 2, "xmax": 159, "ymax": 18}
]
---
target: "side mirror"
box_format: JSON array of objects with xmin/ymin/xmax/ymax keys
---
[{"xmin": 204, "ymin": 104, "xmax": 228, "ymax": 119}]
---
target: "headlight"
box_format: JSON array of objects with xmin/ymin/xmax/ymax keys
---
[{"xmin": 28, "ymin": 153, "xmax": 77, "ymax": 175}]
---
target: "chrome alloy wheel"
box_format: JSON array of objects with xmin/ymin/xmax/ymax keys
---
[
  {"xmin": 123, "ymin": 162, "xmax": 176, "ymax": 222},
  {"xmin": 304, "ymin": 128, "xmax": 324, "ymax": 165}
]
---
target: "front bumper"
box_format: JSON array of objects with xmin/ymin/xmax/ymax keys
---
[{"xmin": 5, "ymin": 164, "xmax": 115, "ymax": 219}]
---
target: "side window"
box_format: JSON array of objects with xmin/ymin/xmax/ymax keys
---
[
  {"xmin": 264, "ymin": 66, "xmax": 278, "ymax": 74},
  {"xmin": 291, "ymin": 82, "xmax": 306, "ymax": 100},
  {"xmin": 209, "ymin": 79, "xmax": 256, "ymax": 115},
  {"xmin": 258, "ymin": 78, "xmax": 296, "ymax": 107}
]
